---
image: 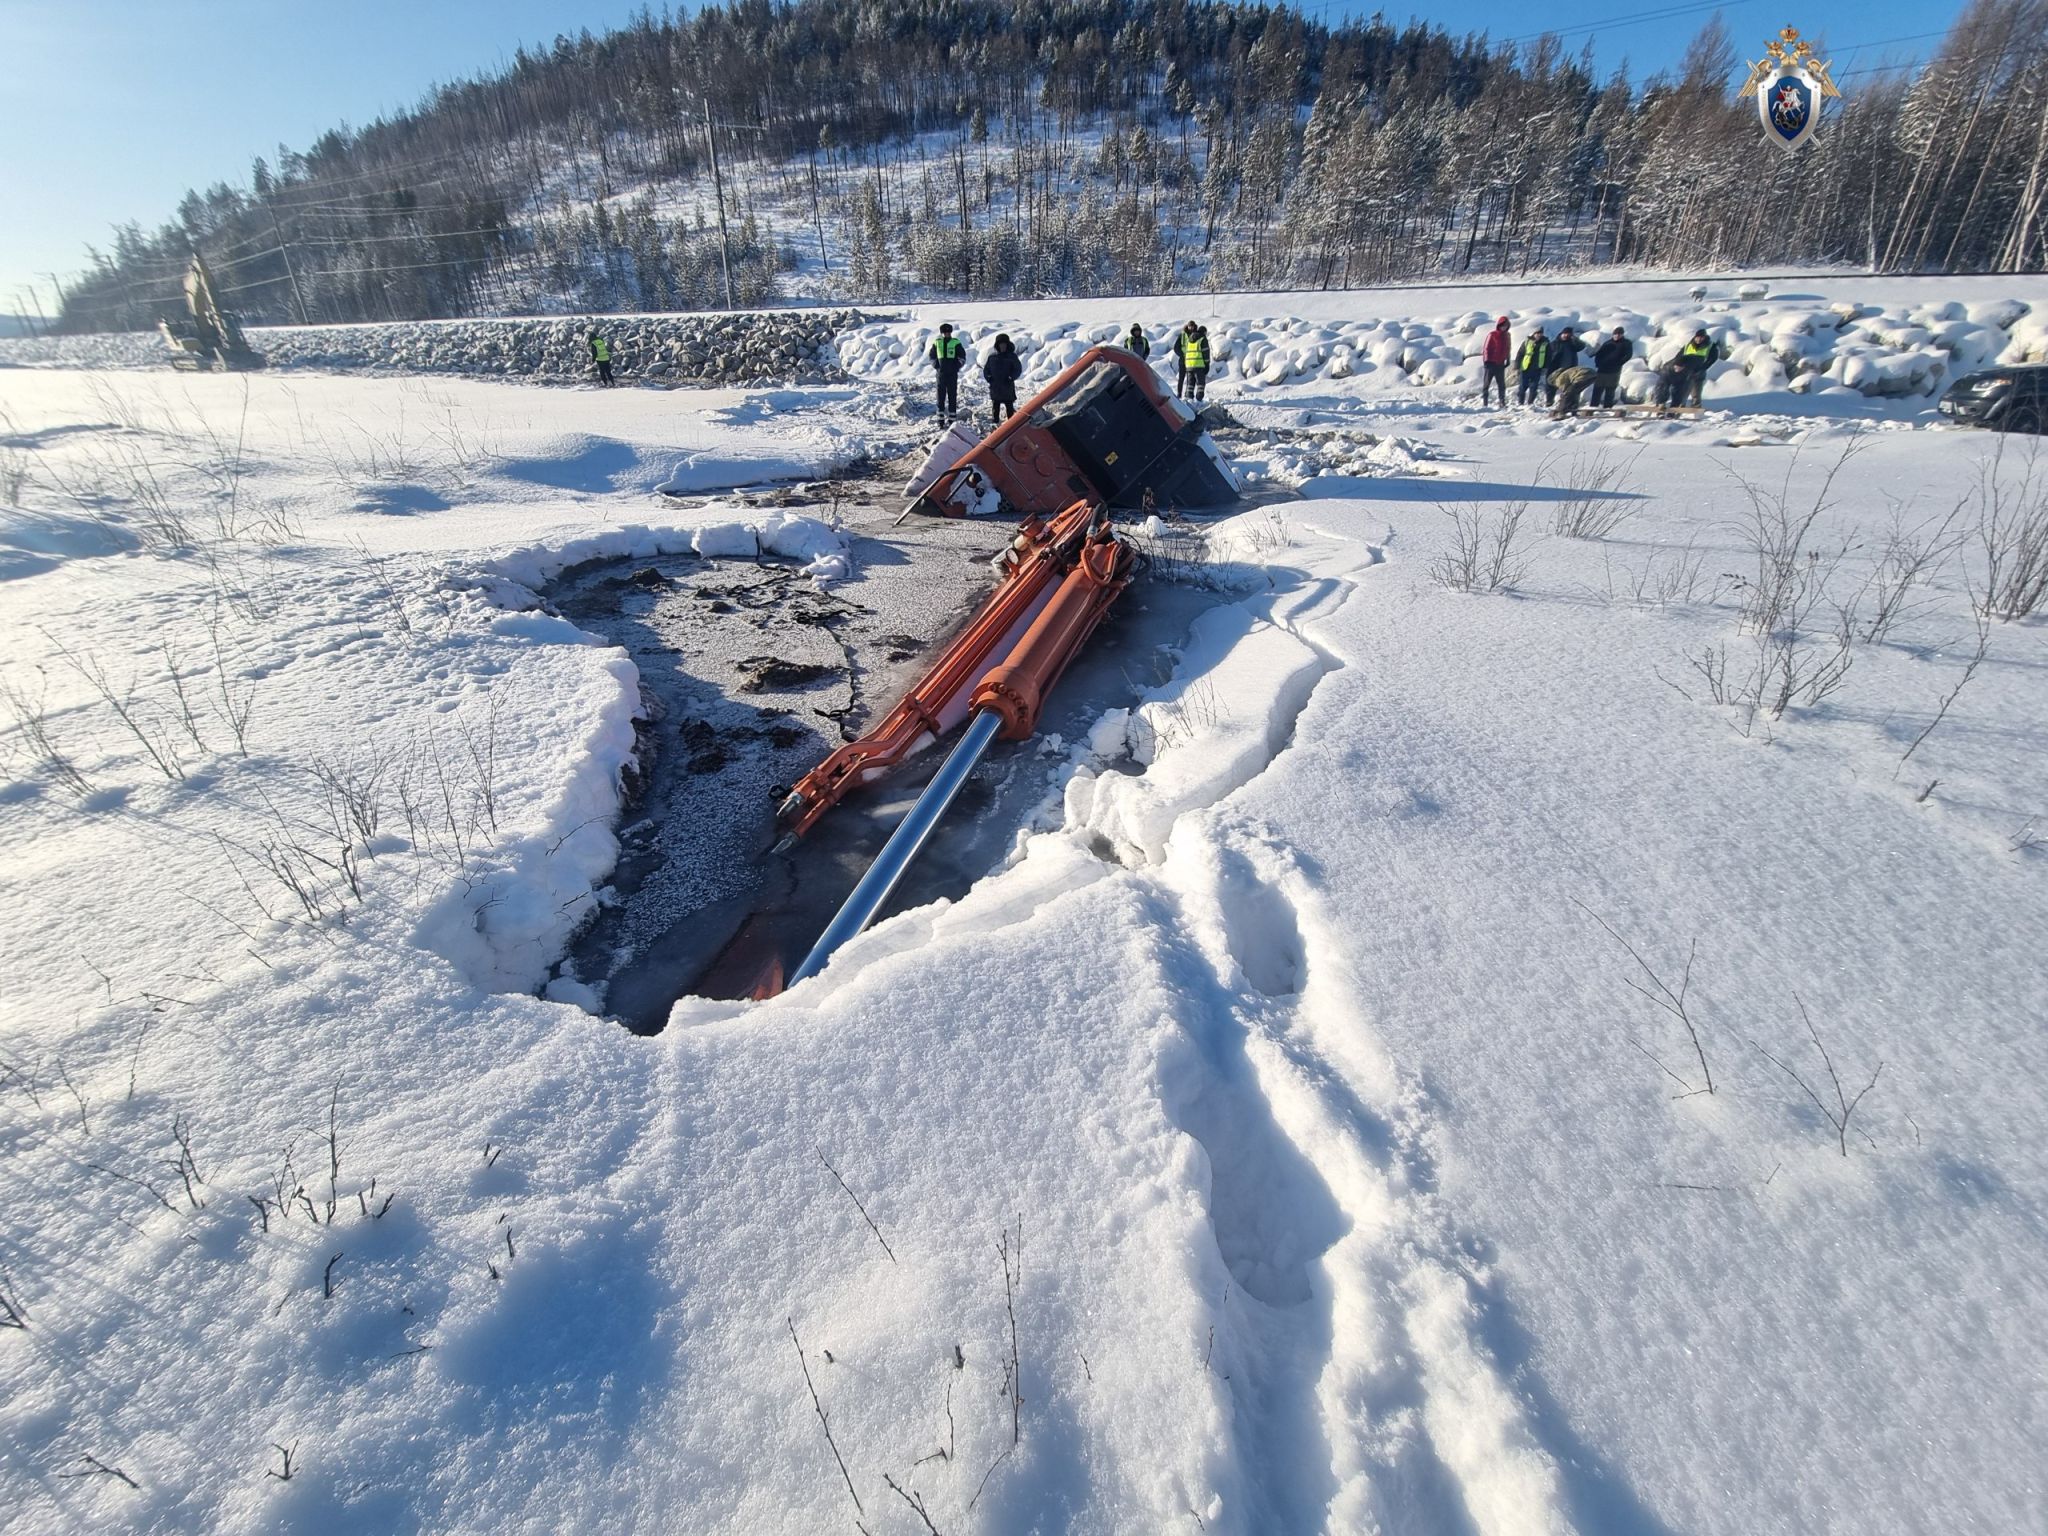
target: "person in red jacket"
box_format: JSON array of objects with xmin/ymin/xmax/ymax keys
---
[{"xmin": 1480, "ymin": 316, "xmax": 1512, "ymax": 408}]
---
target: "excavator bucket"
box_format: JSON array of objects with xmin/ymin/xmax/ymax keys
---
[{"xmin": 908, "ymin": 346, "xmax": 1237, "ymax": 518}]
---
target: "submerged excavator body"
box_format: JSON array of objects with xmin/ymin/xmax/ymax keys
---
[{"xmin": 907, "ymin": 345, "xmax": 1237, "ymax": 518}]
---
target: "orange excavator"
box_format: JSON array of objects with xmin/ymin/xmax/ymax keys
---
[
  {"xmin": 772, "ymin": 497, "xmax": 1130, "ymax": 848},
  {"xmin": 772, "ymin": 343, "xmax": 1236, "ymax": 987}
]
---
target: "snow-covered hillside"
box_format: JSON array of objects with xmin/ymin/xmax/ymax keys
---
[{"xmin": 1, "ymin": 276, "xmax": 2044, "ymax": 1534}]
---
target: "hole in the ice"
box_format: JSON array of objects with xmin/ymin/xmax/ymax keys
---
[
  {"xmin": 543, "ymin": 495, "xmax": 1238, "ymax": 1031},
  {"xmin": 1081, "ymin": 830, "xmax": 1123, "ymax": 864}
]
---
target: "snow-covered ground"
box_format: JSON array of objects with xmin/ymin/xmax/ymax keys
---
[{"xmin": 2, "ymin": 277, "xmax": 2045, "ymax": 1534}]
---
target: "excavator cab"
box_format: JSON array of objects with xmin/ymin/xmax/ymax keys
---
[{"xmin": 907, "ymin": 345, "xmax": 1236, "ymax": 519}]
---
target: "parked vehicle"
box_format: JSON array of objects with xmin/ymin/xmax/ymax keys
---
[{"xmin": 1939, "ymin": 365, "xmax": 2048, "ymax": 433}]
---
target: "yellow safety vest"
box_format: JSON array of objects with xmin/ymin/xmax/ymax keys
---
[
  {"xmin": 933, "ymin": 336, "xmax": 962, "ymax": 362},
  {"xmin": 1178, "ymin": 333, "xmax": 1208, "ymax": 368}
]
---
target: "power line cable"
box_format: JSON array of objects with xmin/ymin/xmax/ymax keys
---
[
  {"xmin": 258, "ymin": 144, "xmax": 483, "ymax": 192},
  {"xmin": 291, "ymin": 225, "xmax": 514, "ymax": 248},
  {"xmin": 1501, "ymin": 0, "xmax": 1764, "ymax": 49}
]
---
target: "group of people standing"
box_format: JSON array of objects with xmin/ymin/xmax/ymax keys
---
[
  {"xmin": 1482, "ymin": 317, "xmax": 1723, "ymax": 416},
  {"xmin": 925, "ymin": 319, "xmax": 1217, "ymax": 422},
  {"xmin": 1120, "ymin": 320, "xmax": 1215, "ymax": 400},
  {"xmin": 590, "ymin": 311, "xmax": 1724, "ymax": 420},
  {"xmin": 927, "ymin": 322, "xmax": 1030, "ymax": 423}
]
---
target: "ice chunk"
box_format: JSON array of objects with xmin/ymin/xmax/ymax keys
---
[
  {"xmin": 692, "ymin": 521, "xmax": 759, "ymax": 558},
  {"xmin": 759, "ymin": 511, "xmax": 847, "ymax": 566}
]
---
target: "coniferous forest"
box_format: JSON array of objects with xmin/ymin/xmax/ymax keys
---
[{"xmin": 52, "ymin": 0, "xmax": 2048, "ymax": 331}]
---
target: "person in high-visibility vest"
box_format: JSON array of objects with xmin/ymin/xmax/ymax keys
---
[
  {"xmin": 1175, "ymin": 322, "xmax": 1210, "ymax": 401},
  {"xmin": 1676, "ymin": 329, "xmax": 1721, "ymax": 407},
  {"xmin": 1515, "ymin": 328, "xmax": 1550, "ymax": 406},
  {"xmin": 588, "ymin": 329, "xmax": 614, "ymax": 387},
  {"xmin": 1125, "ymin": 323, "xmax": 1149, "ymax": 358},
  {"xmin": 928, "ymin": 323, "xmax": 969, "ymax": 418}
]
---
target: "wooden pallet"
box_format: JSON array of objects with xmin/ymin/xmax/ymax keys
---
[
  {"xmin": 1554, "ymin": 404, "xmax": 1705, "ymax": 420},
  {"xmin": 1611, "ymin": 403, "xmax": 1704, "ymax": 419}
]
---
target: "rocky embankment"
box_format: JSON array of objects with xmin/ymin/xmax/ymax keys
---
[
  {"xmin": 839, "ymin": 294, "xmax": 2043, "ymax": 405},
  {"xmin": 0, "ymin": 309, "xmax": 889, "ymax": 384}
]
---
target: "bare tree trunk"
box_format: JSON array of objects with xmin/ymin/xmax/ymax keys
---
[
  {"xmin": 1910, "ymin": 74, "xmax": 2002, "ymax": 268},
  {"xmin": 1945, "ymin": 82, "xmax": 2024, "ymax": 267},
  {"xmin": 1997, "ymin": 77, "xmax": 2048, "ymax": 267}
]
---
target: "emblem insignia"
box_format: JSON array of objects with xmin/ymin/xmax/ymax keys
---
[{"xmin": 1738, "ymin": 26, "xmax": 1842, "ymax": 151}]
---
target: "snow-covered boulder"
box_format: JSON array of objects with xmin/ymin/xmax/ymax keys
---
[
  {"xmin": 2001, "ymin": 311, "xmax": 2048, "ymax": 364},
  {"xmin": 1967, "ymin": 298, "xmax": 2029, "ymax": 330}
]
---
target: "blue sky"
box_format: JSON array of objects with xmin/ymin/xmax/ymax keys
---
[{"xmin": 0, "ymin": 0, "xmax": 1964, "ymax": 314}]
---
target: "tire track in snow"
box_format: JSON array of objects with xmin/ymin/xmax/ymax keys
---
[{"xmin": 1076, "ymin": 540, "xmax": 1579, "ymax": 1534}]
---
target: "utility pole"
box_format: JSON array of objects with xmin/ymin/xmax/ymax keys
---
[
  {"xmin": 697, "ymin": 98, "xmax": 768, "ymax": 311},
  {"xmin": 809, "ymin": 153, "xmax": 829, "ymax": 273},
  {"xmin": 263, "ymin": 201, "xmax": 310, "ymax": 325},
  {"xmin": 704, "ymin": 98, "xmax": 735, "ymax": 310}
]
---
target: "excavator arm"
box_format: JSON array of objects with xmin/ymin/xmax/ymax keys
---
[
  {"xmin": 772, "ymin": 498, "xmax": 1122, "ymax": 848},
  {"xmin": 777, "ymin": 502, "xmax": 1133, "ymax": 987}
]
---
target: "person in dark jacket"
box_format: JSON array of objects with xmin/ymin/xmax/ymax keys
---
[
  {"xmin": 1546, "ymin": 327, "xmax": 1584, "ymax": 404},
  {"xmin": 1480, "ymin": 316, "xmax": 1512, "ymax": 408},
  {"xmin": 1591, "ymin": 327, "xmax": 1633, "ymax": 409},
  {"xmin": 1515, "ymin": 328, "xmax": 1549, "ymax": 406},
  {"xmin": 588, "ymin": 329, "xmax": 614, "ymax": 386},
  {"xmin": 929, "ymin": 323, "xmax": 969, "ymax": 418},
  {"xmin": 1125, "ymin": 323, "xmax": 1149, "ymax": 358},
  {"xmin": 983, "ymin": 333, "xmax": 1023, "ymax": 423}
]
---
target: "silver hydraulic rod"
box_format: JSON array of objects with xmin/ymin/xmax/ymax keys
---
[{"xmin": 786, "ymin": 709, "xmax": 1004, "ymax": 988}]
